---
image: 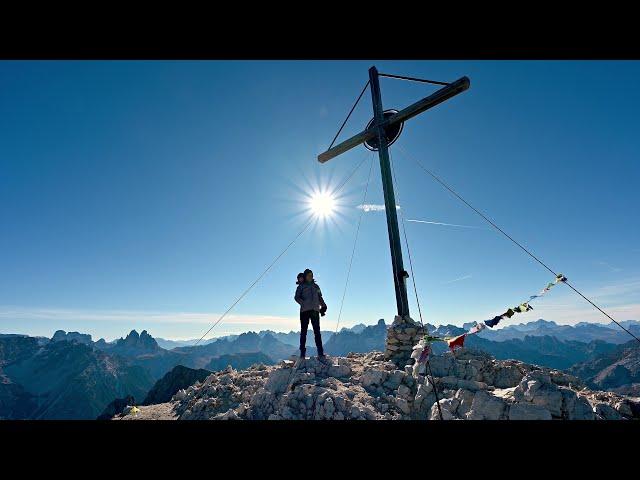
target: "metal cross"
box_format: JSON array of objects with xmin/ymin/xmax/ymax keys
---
[{"xmin": 318, "ymin": 66, "xmax": 470, "ymax": 319}]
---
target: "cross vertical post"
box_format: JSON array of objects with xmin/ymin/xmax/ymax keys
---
[
  {"xmin": 317, "ymin": 66, "xmax": 470, "ymax": 329},
  {"xmin": 368, "ymin": 66, "xmax": 410, "ymax": 319}
]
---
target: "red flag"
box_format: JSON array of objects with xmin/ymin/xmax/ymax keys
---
[
  {"xmin": 418, "ymin": 343, "xmax": 432, "ymax": 363},
  {"xmin": 447, "ymin": 334, "xmax": 466, "ymax": 352}
]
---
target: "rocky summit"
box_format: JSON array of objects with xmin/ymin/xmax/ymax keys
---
[{"xmin": 114, "ymin": 348, "xmax": 640, "ymax": 421}]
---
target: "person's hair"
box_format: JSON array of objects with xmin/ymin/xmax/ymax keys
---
[{"xmin": 303, "ymin": 268, "xmax": 313, "ymax": 277}]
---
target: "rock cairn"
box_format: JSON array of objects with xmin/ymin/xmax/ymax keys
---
[{"xmin": 384, "ymin": 315, "xmax": 427, "ymax": 366}]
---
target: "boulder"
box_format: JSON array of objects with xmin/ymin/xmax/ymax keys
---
[
  {"xmin": 454, "ymin": 389, "xmax": 475, "ymax": 418},
  {"xmin": 429, "ymin": 401, "xmax": 455, "ymax": 420},
  {"xmin": 328, "ymin": 364, "xmax": 351, "ymax": 378},
  {"xmin": 428, "ymin": 354, "xmax": 455, "ymax": 378},
  {"xmin": 395, "ymin": 398, "xmax": 411, "ymax": 415},
  {"xmin": 560, "ymin": 388, "xmax": 594, "ymax": 420},
  {"xmin": 382, "ymin": 370, "xmax": 404, "ymax": 390},
  {"xmin": 513, "ymin": 371, "xmax": 563, "ymax": 417},
  {"xmin": 489, "ymin": 363, "xmax": 527, "ymax": 388},
  {"xmin": 397, "ymin": 384, "xmax": 412, "ymax": 400},
  {"xmin": 361, "ymin": 369, "xmax": 386, "ymax": 388},
  {"xmin": 466, "ymin": 391, "xmax": 508, "ymax": 420},
  {"xmin": 264, "ymin": 368, "xmax": 292, "ymax": 394},
  {"xmin": 508, "ymin": 403, "xmax": 552, "ymax": 420},
  {"xmin": 439, "ymin": 376, "xmax": 488, "ymax": 392}
]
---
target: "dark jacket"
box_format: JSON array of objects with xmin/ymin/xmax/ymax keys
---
[{"xmin": 294, "ymin": 281, "xmax": 327, "ymax": 313}]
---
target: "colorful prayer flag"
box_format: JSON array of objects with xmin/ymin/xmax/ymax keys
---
[
  {"xmin": 447, "ymin": 334, "xmax": 466, "ymax": 351},
  {"xmin": 468, "ymin": 322, "xmax": 486, "ymax": 335},
  {"xmin": 418, "ymin": 344, "xmax": 431, "ymax": 363},
  {"xmin": 419, "ymin": 274, "xmax": 568, "ymax": 353},
  {"xmin": 484, "ymin": 316, "xmax": 502, "ymax": 328}
]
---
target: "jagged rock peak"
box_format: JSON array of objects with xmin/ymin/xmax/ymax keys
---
[
  {"xmin": 128, "ymin": 329, "xmax": 140, "ymax": 339},
  {"xmin": 116, "ymin": 329, "xmax": 159, "ymax": 351},
  {"xmin": 51, "ymin": 330, "xmax": 92, "ymax": 344},
  {"xmin": 238, "ymin": 331, "xmax": 261, "ymax": 339}
]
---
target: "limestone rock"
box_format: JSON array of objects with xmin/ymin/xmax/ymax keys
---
[
  {"xmin": 560, "ymin": 387, "xmax": 594, "ymax": 420},
  {"xmin": 429, "ymin": 401, "xmax": 455, "ymax": 420},
  {"xmin": 466, "ymin": 390, "xmax": 508, "ymax": 420},
  {"xmin": 508, "ymin": 402, "xmax": 552, "ymax": 420},
  {"xmin": 142, "ymin": 348, "xmax": 640, "ymax": 421},
  {"xmin": 513, "ymin": 371, "xmax": 563, "ymax": 417},
  {"xmin": 454, "ymin": 389, "xmax": 475, "ymax": 418}
]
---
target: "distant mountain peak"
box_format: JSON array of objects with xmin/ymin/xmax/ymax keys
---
[
  {"xmin": 51, "ymin": 330, "xmax": 92, "ymax": 345},
  {"xmin": 479, "ymin": 318, "xmax": 638, "ymax": 344},
  {"xmin": 341, "ymin": 323, "xmax": 368, "ymax": 334},
  {"xmin": 238, "ymin": 331, "xmax": 260, "ymax": 339},
  {"xmin": 127, "ymin": 329, "xmax": 140, "ymax": 339},
  {"xmin": 115, "ymin": 329, "xmax": 159, "ymax": 352},
  {"xmin": 532, "ymin": 319, "xmax": 558, "ymax": 326}
]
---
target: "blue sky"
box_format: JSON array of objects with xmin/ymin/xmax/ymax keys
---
[{"xmin": 1, "ymin": 61, "xmax": 639, "ymax": 341}]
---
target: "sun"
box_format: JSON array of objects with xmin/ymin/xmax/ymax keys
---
[{"xmin": 309, "ymin": 191, "xmax": 336, "ymax": 218}]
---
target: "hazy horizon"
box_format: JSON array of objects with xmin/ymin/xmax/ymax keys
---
[{"xmin": 2, "ymin": 312, "xmax": 638, "ymax": 343}]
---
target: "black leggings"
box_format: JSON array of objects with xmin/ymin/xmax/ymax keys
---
[{"xmin": 299, "ymin": 310, "xmax": 323, "ymax": 356}]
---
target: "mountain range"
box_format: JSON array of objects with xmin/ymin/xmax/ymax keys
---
[
  {"xmin": 0, "ymin": 329, "xmax": 287, "ymax": 419},
  {"xmin": 569, "ymin": 339, "xmax": 640, "ymax": 393},
  {"xmin": 1, "ymin": 335, "xmax": 154, "ymax": 420},
  {"xmin": 154, "ymin": 328, "xmax": 339, "ymax": 350},
  {"xmin": 1, "ymin": 318, "xmax": 639, "ymax": 419},
  {"xmin": 477, "ymin": 318, "xmax": 640, "ymax": 343}
]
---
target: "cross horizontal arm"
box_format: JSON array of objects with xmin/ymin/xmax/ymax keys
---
[{"xmin": 318, "ymin": 76, "xmax": 470, "ymax": 163}]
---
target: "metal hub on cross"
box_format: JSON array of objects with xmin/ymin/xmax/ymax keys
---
[
  {"xmin": 363, "ymin": 109, "xmax": 404, "ymax": 151},
  {"xmin": 319, "ymin": 66, "xmax": 470, "ymax": 319}
]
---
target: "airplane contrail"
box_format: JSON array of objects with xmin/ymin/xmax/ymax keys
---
[
  {"xmin": 407, "ymin": 219, "xmax": 486, "ymax": 229},
  {"xmin": 442, "ymin": 274, "xmax": 473, "ymax": 284}
]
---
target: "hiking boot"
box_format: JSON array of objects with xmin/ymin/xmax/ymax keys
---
[{"xmin": 317, "ymin": 354, "xmax": 332, "ymax": 366}]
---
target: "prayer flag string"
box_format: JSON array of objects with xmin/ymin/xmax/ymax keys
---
[{"xmin": 411, "ymin": 274, "xmax": 567, "ymax": 368}]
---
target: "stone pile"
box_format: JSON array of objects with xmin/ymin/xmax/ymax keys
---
[
  {"xmin": 384, "ymin": 315, "xmax": 427, "ymax": 366},
  {"xmin": 117, "ymin": 349, "xmax": 640, "ymax": 421}
]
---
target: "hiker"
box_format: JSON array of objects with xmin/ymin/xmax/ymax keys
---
[{"xmin": 294, "ymin": 268, "xmax": 328, "ymax": 362}]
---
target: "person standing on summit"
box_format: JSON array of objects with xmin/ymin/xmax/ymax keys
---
[{"xmin": 294, "ymin": 269, "xmax": 328, "ymax": 363}]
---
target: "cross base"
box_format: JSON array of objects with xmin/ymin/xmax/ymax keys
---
[{"xmin": 384, "ymin": 315, "xmax": 427, "ymax": 366}]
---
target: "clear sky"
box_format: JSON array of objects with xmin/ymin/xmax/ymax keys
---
[{"xmin": 1, "ymin": 60, "xmax": 639, "ymax": 341}]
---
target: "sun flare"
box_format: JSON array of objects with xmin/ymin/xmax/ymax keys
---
[{"xmin": 309, "ymin": 191, "xmax": 336, "ymax": 218}]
